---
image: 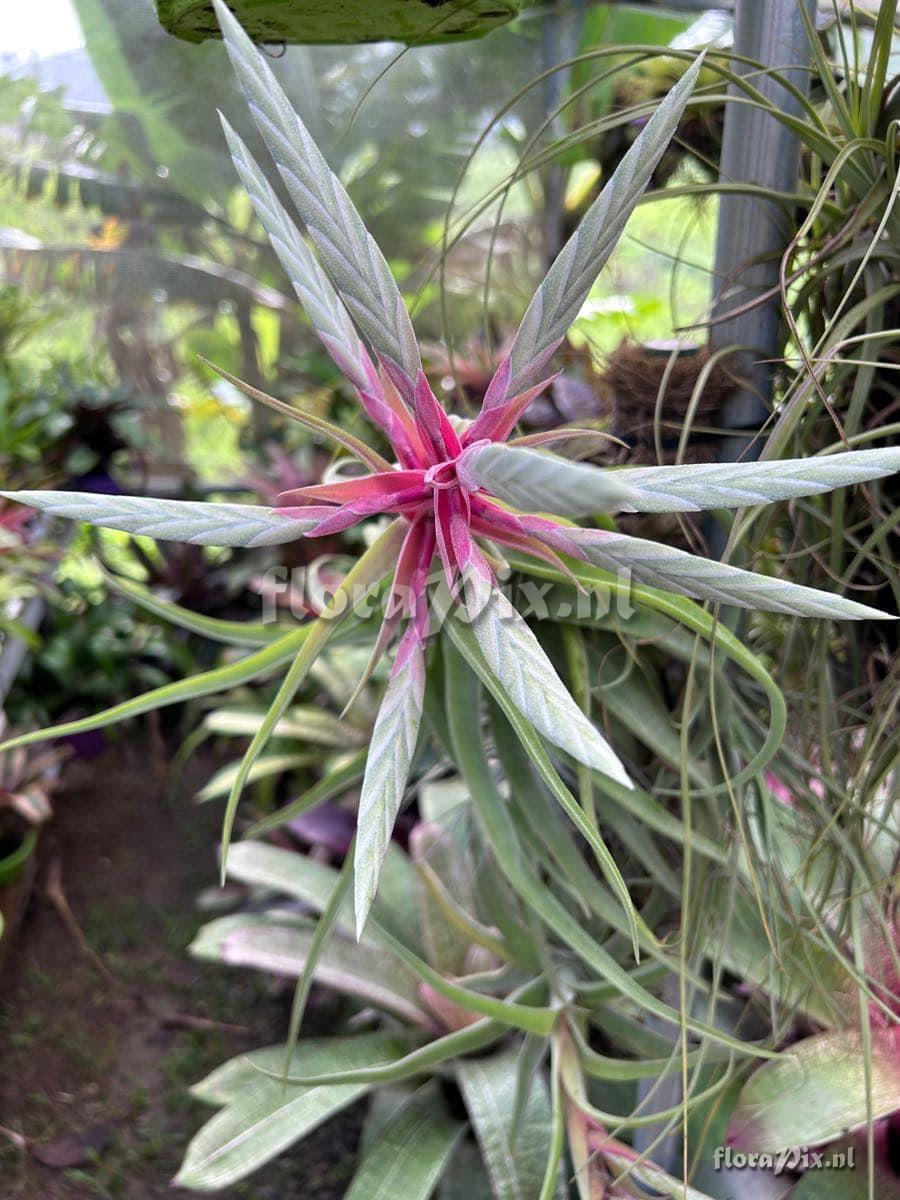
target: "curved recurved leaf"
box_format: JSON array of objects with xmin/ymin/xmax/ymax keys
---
[
  {"xmin": 214, "ymin": 0, "xmax": 421, "ymax": 386},
  {"xmin": 464, "ymin": 570, "xmax": 632, "ymax": 787},
  {"xmin": 574, "ymin": 530, "xmax": 894, "ymax": 619},
  {"xmin": 355, "ymin": 642, "xmax": 425, "ymax": 938},
  {"xmin": 0, "ymin": 491, "xmax": 312, "ymax": 547}
]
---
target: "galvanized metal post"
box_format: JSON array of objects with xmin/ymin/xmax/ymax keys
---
[{"xmin": 711, "ymin": 0, "xmax": 817, "ymax": 457}]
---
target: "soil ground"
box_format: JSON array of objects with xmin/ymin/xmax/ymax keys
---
[{"xmin": 0, "ymin": 734, "xmax": 361, "ymax": 1199}]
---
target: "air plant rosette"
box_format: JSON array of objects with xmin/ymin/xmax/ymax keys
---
[{"xmin": 1, "ymin": 3, "xmax": 899, "ymax": 1191}]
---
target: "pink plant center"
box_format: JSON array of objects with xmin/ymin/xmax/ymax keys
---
[{"xmin": 272, "ymin": 364, "xmax": 582, "ymax": 656}]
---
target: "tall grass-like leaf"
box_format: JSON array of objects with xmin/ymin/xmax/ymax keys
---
[
  {"xmin": 463, "ymin": 443, "xmax": 900, "ymax": 517},
  {"xmin": 0, "ymin": 627, "xmax": 310, "ymax": 755},
  {"xmin": 219, "ymin": 118, "xmax": 373, "ymax": 393},
  {"xmin": 457, "ymin": 1047, "xmax": 564, "ymax": 1200},
  {"xmin": 176, "ymin": 1034, "xmax": 405, "ymax": 1189},
  {"xmin": 464, "ymin": 569, "xmax": 632, "ymax": 787},
  {"xmin": 213, "ymin": 0, "xmax": 421, "ymax": 387},
  {"xmin": 0, "ymin": 490, "xmax": 312, "ymax": 547},
  {"xmin": 344, "ymin": 1084, "xmax": 463, "ymax": 1200},
  {"xmin": 574, "ymin": 531, "xmax": 894, "ymax": 618},
  {"xmin": 500, "ymin": 54, "xmax": 704, "ymax": 401},
  {"xmin": 354, "ymin": 641, "xmax": 425, "ymax": 938}
]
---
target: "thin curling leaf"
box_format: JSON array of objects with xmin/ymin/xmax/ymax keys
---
[
  {"xmin": 214, "ymin": 0, "xmax": 421, "ymax": 389},
  {"xmin": 614, "ymin": 445, "xmax": 900, "ymax": 512},
  {"xmin": 355, "ymin": 631, "xmax": 425, "ymax": 938},
  {"xmin": 570, "ymin": 530, "xmax": 895, "ymax": 619},
  {"xmin": 459, "ymin": 442, "xmax": 637, "ymax": 516},
  {"xmin": 0, "ymin": 490, "xmax": 314, "ymax": 547},
  {"xmin": 464, "ymin": 569, "xmax": 632, "ymax": 788},
  {"xmin": 220, "ymin": 117, "xmax": 373, "ymax": 393},
  {"xmin": 499, "ymin": 54, "xmax": 704, "ymax": 401}
]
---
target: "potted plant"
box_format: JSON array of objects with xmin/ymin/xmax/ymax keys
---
[{"xmin": 0, "ymin": 725, "xmax": 66, "ymax": 965}]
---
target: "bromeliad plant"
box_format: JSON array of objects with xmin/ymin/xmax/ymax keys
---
[{"xmin": 2, "ymin": 1, "xmax": 898, "ymax": 933}]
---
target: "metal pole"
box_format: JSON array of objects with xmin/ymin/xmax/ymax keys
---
[{"xmin": 710, "ymin": 0, "xmax": 817, "ymax": 457}]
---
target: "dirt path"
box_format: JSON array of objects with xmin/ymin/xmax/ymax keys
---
[{"xmin": 0, "ymin": 735, "xmax": 360, "ymax": 1199}]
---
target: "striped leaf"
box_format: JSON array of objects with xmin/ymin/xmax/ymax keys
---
[
  {"xmin": 0, "ymin": 490, "xmax": 312, "ymax": 547},
  {"xmin": 355, "ymin": 640, "xmax": 425, "ymax": 938},
  {"xmin": 220, "ymin": 117, "xmax": 372, "ymax": 392},
  {"xmin": 196, "ymin": 753, "xmax": 315, "ymax": 803},
  {"xmin": 345, "ymin": 1084, "xmax": 463, "ymax": 1200},
  {"xmin": 464, "ymin": 569, "xmax": 632, "ymax": 787},
  {"xmin": 465, "ymin": 443, "xmax": 900, "ymax": 518},
  {"xmin": 729, "ymin": 1029, "xmax": 900, "ymax": 1153},
  {"xmin": 615, "ymin": 445, "xmax": 900, "ymax": 512},
  {"xmin": 177, "ymin": 1034, "xmax": 404, "ymax": 1189},
  {"xmin": 190, "ymin": 914, "xmax": 430, "ymax": 1027},
  {"xmin": 462, "ymin": 442, "xmax": 637, "ymax": 515},
  {"xmin": 203, "ymin": 704, "xmax": 366, "ymax": 747},
  {"xmin": 457, "ymin": 1047, "xmax": 564, "ymax": 1200},
  {"xmin": 214, "ymin": 0, "xmax": 421, "ymax": 386},
  {"xmin": 574, "ymin": 530, "xmax": 894, "ymax": 619},
  {"xmin": 191, "ymin": 1032, "xmax": 406, "ymax": 1107},
  {"xmin": 503, "ymin": 55, "xmax": 704, "ymax": 400}
]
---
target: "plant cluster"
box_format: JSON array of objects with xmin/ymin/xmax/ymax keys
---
[{"xmin": 1, "ymin": 4, "xmax": 898, "ymax": 1197}]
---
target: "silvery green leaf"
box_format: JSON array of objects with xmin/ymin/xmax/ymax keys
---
[
  {"xmin": 505, "ymin": 55, "xmax": 704, "ymax": 397},
  {"xmin": 191, "ymin": 1032, "xmax": 405, "ymax": 1107},
  {"xmin": 214, "ymin": 0, "xmax": 421, "ymax": 384},
  {"xmin": 577, "ymin": 531, "xmax": 894, "ymax": 619},
  {"xmin": 467, "ymin": 443, "xmax": 900, "ymax": 518},
  {"xmin": 614, "ymin": 446, "xmax": 900, "ymax": 512},
  {"xmin": 190, "ymin": 913, "xmax": 430, "ymax": 1026},
  {"xmin": 220, "ymin": 118, "xmax": 371, "ymax": 392},
  {"xmin": 355, "ymin": 645, "xmax": 425, "ymax": 938},
  {"xmin": 457, "ymin": 1047, "xmax": 565, "ymax": 1200},
  {"xmin": 196, "ymin": 753, "xmax": 315, "ymax": 803},
  {"xmin": 177, "ymin": 1034, "xmax": 404, "ymax": 1189},
  {"xmin": 345, "ymin": 1084, "xmax": 463, "ymax": 1200},
  {"xmin": 463, "ymin": 442, "xmax": 638, "ymax": 515},
  {"xmin": 729, "ymin": 1029, "xmax": 900, "ymax": 1153},
  {"xmin": 204, "ymin": 704, "xmax": 367, "ymax": 746},
  {"xmin": 465, "ymin": 569, "xmax": 632, "ymax": 787},
  {"xmin": 0, "ymin": 490, "xmax": 313, "ymax": 547}
]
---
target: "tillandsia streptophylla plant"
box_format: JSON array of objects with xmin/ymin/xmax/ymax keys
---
[{"xmin": 2, "ymin": 0, "xmax": 900, "ymax": 941}]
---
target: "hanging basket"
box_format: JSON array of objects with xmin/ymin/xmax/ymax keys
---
[{"xmin": 156, "ymin": 0, "xmax": 521, "ymax": 46}]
